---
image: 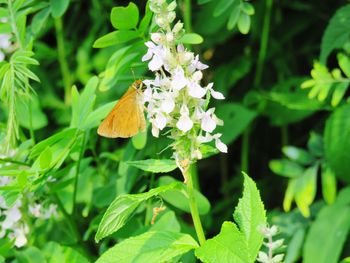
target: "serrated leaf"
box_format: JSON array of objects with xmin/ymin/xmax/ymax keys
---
[
  {"xmin": 320, "ymin": 4, "xmax": 350, "ymax": 63},
  {"xmin": 96, "ymin": 231, "xmax": 198, "ymax": 263},
  {"xmin": 233, "ymin": 173, "xmax": 266, "ymax": 261},
  {"xmin": 95, "ymin": 183, "xmax": 181, "ymax": 241},
  {"xmin": 195, "ymin": 221, "xmax": 250, "ymax": 263},
  {"xmin": 126, "ymin": 159, "xmax": 177, "ymax": 173},
  {"xmin": 110, "ymin": 2, "xmax": 139, "ymax": 30}
]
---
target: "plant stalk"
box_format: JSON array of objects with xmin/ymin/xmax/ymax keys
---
[
  {"xmin": 184, "ymin": 164, "xmax": 206, "ymax": 245},
  {"xmin": 183, "ymin": 0, "xmax": 192, "ymax": 33},
  {"xmin": 72, "ymin": 132, "xmax": 86, "ymax": 214},
  {"xmin": 54, "ymin": 17, "xmax": 72, "ymax": 104}
]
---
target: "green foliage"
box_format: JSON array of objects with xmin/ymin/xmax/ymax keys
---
[
  {"xmin": 1, "ymin": 0, "xmax": 350, "ymax": 262},
  {"xmin": 96, "ymin": 231, "xmax": 199, "ymax": 263},
  {"xmin": 195, "ymin": 173, "xmax": 266, "ymax": 263},
  {"xmin": 320, "ymin": 4, "xmax": 350, "ymax": 63},
  {"xmin": 324, "ymin": 103, "xmax": 350, "ymax": 182},
  {"xmin": 303, "ymin": 187, "xmax": 350, "ymax": 263},
  {"xmin": 95, "ymin": 183, "xmax": 181, "ymax": 242}
]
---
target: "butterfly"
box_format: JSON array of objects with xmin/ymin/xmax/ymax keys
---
[{"xmin": 97, "ymin": 80, "xmax": 146, "ymax": 138}]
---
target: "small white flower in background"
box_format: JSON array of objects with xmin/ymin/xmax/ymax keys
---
[
  {"xmin": 256, "ymin": 224, "xmax": 285, "ymax": 263},
  {"xmin": 0, "ymin": 152, "xmax": 57, "ymax": 248},
  {"xmin": 143, "ymin": 0, "xmax": 226, "ymax": 165}
]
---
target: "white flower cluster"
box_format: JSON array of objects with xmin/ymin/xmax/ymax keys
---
[
  {"xmin": 0, "ymin": 154, "xmax": 57, "ymax": 247},
  {"xmin": 257, "ymin": 224, "xmax": 284, "ymax": 263},
  {"xmin": 142, "ymin": 0, "xmax": 227, "ymax": 163}
]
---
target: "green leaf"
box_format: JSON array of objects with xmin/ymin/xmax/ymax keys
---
[
  {"xmin": 227, "ymin": 3, "xmax": 240, "ymax": 30},
  {"xmin": 149, "ymin": 211, "xmax": 181, "ymax": 232},
  {"xmin": 216, "ymin": 103, "xmax": 256, "ymax": 145},
  {"xmin": 178, "ymin": 33, "xmax": 204, "ymax": 44},
  {"xmin": 195, "ymin": 221, "xmax": 250, "ymax": 263},
  {"xmin": 307, "ymin": 132, "xmax": 324, "ymax": 157},
  {"xmin": 110, "ymin": 2, "xmax": 139, "ymax": 30},
  {"xmin": 43, "ymin": 242, "xmax": 89, "ymax": 263},
  {"xmin": 269, "ymin": 159, "xmax": 304, "ymax": 178},
  {"xmin": 82, "ymin": 100, "xmax": 116, "ymax": 130},
  {"xmin": 331, "ymin": 82, "xmax": 348, "ymax": 107},
  {"xmin": 96, "ymin": 231, "xmax": 198, "ymax": 263},
  {"xmin": 294, "ymin": 165, "xmax": 318, "ymax": 217},
  {"xmin": 139, "ymin": 1, "xmax": 152, "ymax": 33},
  {"xmin": 39, "ymin": 147, "xmax": 52, "ymax": 170},
  {"xmin": 93, "ymin": 30, "xmax": 140, "ymax": 48},
  {"xmin": 16, "ymin": 96, "xmax": 48, "ymax": 130},
  {"xmin": 321, "ymin": 164, "xmax": 337, "ymax": 204},
  {"xmin": 95, "ymin": 183, "xmax": 181, "ymax": 241},
  {"xmin": 126, "ymin": 159, "xmax": 177, "ymax": 173},
  {"xmin": 237, "ymin": 12, "xmax": 250, "ymax": 34},
  {"xmin": 233, "ymin": 173, "xmax": 266, "ymax": 261},
  {"xmin": 50, "ymin": 0, "xmax": 70, "ymax": 18},
  {"xmin": 338, "ymin": 53, "xmax": 350, "ymax": 78},
  {"xmin": 15, "ymin": 247, "xmax": 46, "ymax": 263},
  {"xmin": 214, "ymin": 0, "xmax": 235, "ymax": 17},
  {"xmin": 132, "ymin": 131, "xmax": 147, "ymax": 150},
  {"xmin": 159, "ymin": 176, "xmax": 211, "ymax": 215},
  {"xmin": 284, "ymin": 228, "xmax": 305, "ymax": 263},
  {"xmin": 70, "ymin": 76, "xmax": 98, "ymax": 129},
  {"xmin": 303, "ymin": 193, "xmax": 350, "ymax": 263},
  {"xmin": 30, "ymin": 7, "xmax": 50, "ymax": 36},
  {"xmin": 282, "ymin": 146, "xmax": 314, "ymax": 165},
  {"xmin": 242, "ymin": 2, "xmax": 254, "ymax": 15},
  {"xmin": 324, "ymin": 104, "xmax": 350, "ymax": 182},
  {"xmin": 320, "ymin": 4, "xmax": 350, "ymax": 63}
]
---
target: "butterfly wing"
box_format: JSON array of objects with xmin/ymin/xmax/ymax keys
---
[{"xmin": 97, "ymin": 87, "xmax": 145, "ymax": 138}]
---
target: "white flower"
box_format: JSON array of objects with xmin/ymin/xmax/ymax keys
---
[
  {"xmin": 143, "ymin": 0, "xmax": 227, "ymax": 162},
  {"xmin": 154, "ymin": 112, "xmax": 167, "ymax": 130},
  {"xmin": 161, "ymin": 95, "xmax": 175, "ymax": 113},
  {"xmin": 29, "ymin": 204, "xmax": 42, "ymax": 218},
  {"xmin": 206, "ymin": 83, "xmax": 225, "ymax": 100},
  {"xmin": 188, "ymin": 82, "xmax": 206, "ymax": 98},
  {"xmin": 171, "ymin": 67, "xmax": 187, "ymax": 90},
  {"xmin": 201, "ymin": 108, "xmax": 217, "ymax": 133},
  {"xmin": 177, "ymin": 105, "xmax": 193, "ymax": 132}
]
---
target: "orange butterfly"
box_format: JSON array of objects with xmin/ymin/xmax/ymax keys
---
[{"xmin": 97, "ymin": 80, "xmax": 146, "ymax": 138}]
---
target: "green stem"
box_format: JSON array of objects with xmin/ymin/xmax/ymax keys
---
[
  {"xmin": 183, "ymin": 0, "xmax": 192, "ymax": 33},
  {"xmin": 54, "ymin": 17, "xmax": 72, "ymax": 104},
  {"xmin": 253, "ymin": 0, "xmax": 273, "ymax": 88},
  {"xmin": 184, "ymin": 164, "xmax": 206, "ymax": 245},
  {"xmin": 190, "ymin": 163, "xmax": 200, "ymax": 190},
  {"xmin": 72, "ymin": 132, "xmax": 86, "ymax": 214},
  {"xmin": 241, "ymin": 126, "xmax": 250, "ymax": 173}
]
